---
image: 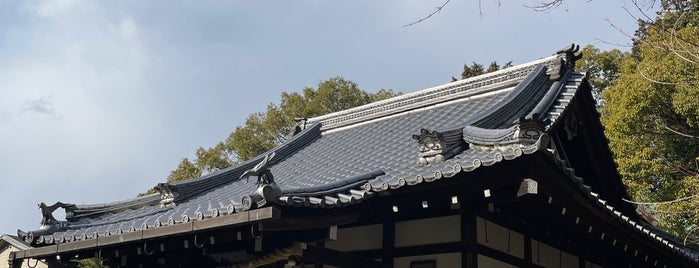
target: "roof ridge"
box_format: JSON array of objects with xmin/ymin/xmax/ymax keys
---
[
  {"xmin": 157, "ymin": 122, "xmax": 323, "ymax": 205},
  {"xmin": 65, "ymin": 193, "xmax": 161, "ymax": 221},
  {"xmin": 308, "ymin": 55, "xmax": 563, "ymax": 131}
]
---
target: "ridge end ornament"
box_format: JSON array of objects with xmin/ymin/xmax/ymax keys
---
[
  {"xmin": 413, "ymin": 128, "xmax": 467, "ymax": 165},
  {"xmin": 239, "ymin": 152, "xmax": 282, "ymax": 211},
  {"xmin": 240, "ymin": 152, "xmax": 276, "ymax": 185}
]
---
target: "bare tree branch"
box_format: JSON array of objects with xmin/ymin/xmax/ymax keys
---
[
  {"xmin": 645, "ymin": 208, "xmax": 699, "ymax": 214},
  {"xmin": 638, "ymin": 69, "xmax": 699, "ymax": 86},
  {"xmin": 664, "ymin": 125, "xmax": 699, "ymax": 139},
  {"xmin": 685, "ymin": 225, "xmax": 699, "ymax": 246},
  {"xmin": 623, "ymin": 194, "xmax": 699, "ymax": 205},
  {"xmin": 524, "ymin": 0, "xmax": 566, "ymax": 11},
  {"xmin": 403, "ymin": 0, "xmax": 451, "ymax": 27}
]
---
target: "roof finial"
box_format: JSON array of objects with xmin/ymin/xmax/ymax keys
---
[
  {"xmin": 240, "ymin": 152, "xmax": 276, "ymax": 185},
  {"xmin": 289, "ymin": 117, "xmax": 308, "ymax": 137},
  {"xmin": 38, "ymin": 202, "xmax": 74, "ymax": 227},
  {"xmin": 238, "ymin": 152, "xmax": 281, "ymax": 211},
  {"xmin": 556, "ymin": 43, "xmax": 582, "ymax": 69}
]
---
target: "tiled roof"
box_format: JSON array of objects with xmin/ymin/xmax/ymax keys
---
[
  {"xmin": 1, "ymin": 234, "xmax": 32, "ymax": 251},
  {"xmin": 13, "ymin": 45, "xmax": 698, "ymax": 264}
]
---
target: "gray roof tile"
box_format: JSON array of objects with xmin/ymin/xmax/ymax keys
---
[{"xmin": 14, "ymin": 47, "xmax": 698, "ymax": 264}]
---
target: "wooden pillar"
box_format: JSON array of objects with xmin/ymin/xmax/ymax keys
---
[
  {"xmin": 523, "ymin": 235, "xmax": 533, "ymax": 268},
  {"xmin": 315, "ymin": 241, "xmax": 325, "ymax": 268},
  {"xmin": 461, "ymin": 212, "xmax": 477, "ymax": 268},
  {"xmin": 382, "ymin": 211, "xmax": 395, "ymax": 268}
]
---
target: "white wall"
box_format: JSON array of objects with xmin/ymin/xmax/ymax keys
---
[
  {"xmin": 395, "ymin": 215, "xmax": 460, "ymax": 247},
  {"xmin": 325, "ymin": 224, "xmax": 382, "ymax": 251},
  {"xmin": 476, "ymin": 217, "xmax": 525, "ymax": 259},
  {"xmin": 0, "ymin": 245, "xmax": 47, "ymax": 268},
  {"xmin": 531, "ymin": 239, "xmax": 579, "ymax": 268}
]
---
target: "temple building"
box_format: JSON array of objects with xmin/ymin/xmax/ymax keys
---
[{"xmin": 8, "ymin": 44, "xmax": 699, "ymax": 267}]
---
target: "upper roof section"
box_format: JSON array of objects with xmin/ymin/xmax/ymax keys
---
[
  {"xmin": 310, "ymin": 48, "xmax": 575, "ymax": 133},
  {"xmin": 19, "ymin": 44, "xmax": 587, "ymax": 245}
]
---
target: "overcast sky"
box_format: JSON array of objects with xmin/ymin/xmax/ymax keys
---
[{"xmin": 0, "ymin": 0, "xmax": 644, "ymax": 235}]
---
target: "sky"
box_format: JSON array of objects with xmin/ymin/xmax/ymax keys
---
[{"xmin": 0, "ymin": 0, "xmax": 647, "ymax": 235}]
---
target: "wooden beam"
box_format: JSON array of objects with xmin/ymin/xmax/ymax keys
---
[
  {"xmin": 382, "ymin": 209, "xmax": 395, "ymax": 268},
  {"xmin": 461, "ymin": 212, "xmax": 477, "ymax": 268}
]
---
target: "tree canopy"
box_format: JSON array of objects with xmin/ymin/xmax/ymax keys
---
[
  {"xmin": 453, "ymin": 60, "xmax": 512, "ymax": 81},
  {"xmin": 166, "ymin": 77, "xmax": 399, "ymax": 183},
  {"xmin": 576, "ymin": 44, "xmax": 627, "ymax": 101},
  {"xmin": 600, "ymin": 0, "xmax": 699, "ymax": 241}
]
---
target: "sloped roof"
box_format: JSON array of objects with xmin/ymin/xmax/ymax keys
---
[
  {"xmin": 0, "ymin": 235, "xmax": 32, "ymax": 251},
  {"xmin": 13, "ymin": 45, "xmax": 697, "ymax": 264}
]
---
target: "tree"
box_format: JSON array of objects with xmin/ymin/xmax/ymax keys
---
[
  {"xmin": 576, "ymin": 45, "xmax": 628, "ymax": 101},
  {"xmin": 79, "ymin": 258, "xmax": 110, "ymax": 268},
  {"xmin": 487, "ymin": 61, "xmax": 500, "ymax": 72},
  {"xmin": 454, "ymin": 60, "xmax": 512, "ymax": 81},
  {"xmin": 601, "ymin": 1, "xmax": 699, "ymax": 241},
  {"xmin": 166, "ymin": 77, "xmax": 399, "ymax": 183},
  {"xmin": 461, "ymin": 62, "xmax": 485, "ymax": 79},
  {"xmin": 167, "ymin": 157, "xmax": 202, "ymax": 183}
]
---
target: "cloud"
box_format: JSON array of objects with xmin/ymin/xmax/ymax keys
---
[
  {"xmin": 32, "ymin": 0, "xmax": 84, "ymax": 18},
  {"xmin": 0, "ymin": 110, "xmax": 10, "ymax": 123},
  {"xmin": 23, "ymin": 96, "xmax": 56, "ymax": 116}
]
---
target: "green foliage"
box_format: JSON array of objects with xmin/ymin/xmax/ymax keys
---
[
  {"xmin": 166, "ymin": 77, "xmax": 399, "ymax": 183},
  {"xmin": 458, "ymin": 60, "xmax": 513, "ymax": 80},
  {"xmin": 461, "ymin": 62, "xmax": 484, "ymax": 79},
  {"xmin": 577, "ymin": 44, "xmax": 628, "ymax": 99},
  {"xmin": 79, "ymin": 258, "xmax": 110, "ymax": 268},
  {"xmin": 601, "ymin": 22, "xmax": 699, "ymax": 238},
  {"xmin": 167, "ymin": 157, "xmax": 202, "ymax": 183},
  {"xmin": 487, "ymin": 61, "xmax": 500, "ymax": 72}
]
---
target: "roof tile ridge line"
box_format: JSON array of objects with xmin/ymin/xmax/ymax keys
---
[
  {"xmin": 161, "ymin": 122, "xmax": 323, "ymax": 204},
  {"xmin": 467, "ymin": 64, "xmax": 550, "ymax": 129},
  {"xmin": 547, "ymin": 152, "xmax": 699, "ymax": 261},
  {"xmin": 280, "ymin": 169, "xmax": 385, "ymax": 196},
  {"xmin": 307, "ymin": 55, "xmax": 561, "ymax": 127},
  {"xmin": 545, "ymin": 72, "xmax": 639, "ymax": 208},
  {"xmin": 525, "ymin": 70, "xmax": 573, "ymax": 121},
  {"xmin": 68, "ymin": 193, "xmax": 160, "ymax": 211},
  {"xmin": 45, "ymin": 205, "xmax": 173, "ymax": 236},
  {"xmin": 322, "ymin": 81, "xmax": 521, "ymax": 135},
  {"xmin": 360, "ymin": 134, "xmax": 550, "ymax": 193},
  {"xmin": 66, "ymin": 195, "xmax": 161, "ymax": 220},
  {"xmin": 546, "ymin": 71, "xmax": 586, "ymax": 131}
]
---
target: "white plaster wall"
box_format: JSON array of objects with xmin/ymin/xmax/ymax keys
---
[
  {"xmin": 531, "ymin": 239, "xmax": 578, "ymax": 268},
  {"xmin": 0, "ymin": 245, "xmax": 47, "ymax": 268},
  {"xmin": 393, "ymin": 253, "xmax": 460, "ymax": 268},
  {"xmin": 325, "ymin": 224, "xmax": 382, "ymax": 251},
  {"xmin": 0, "ymin": 245, "xmax": 11, "ymax": 268},
  {"xmin": 476, "ymin": 217, "xmax": 525, "ymax": 259},
  {"xmin": 395, "ymin": 215, "xmax": 460, "ymax": 247},
  {"xmin": 477, "ymin": 254, "xmax": 518, "ymax": 268}
]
